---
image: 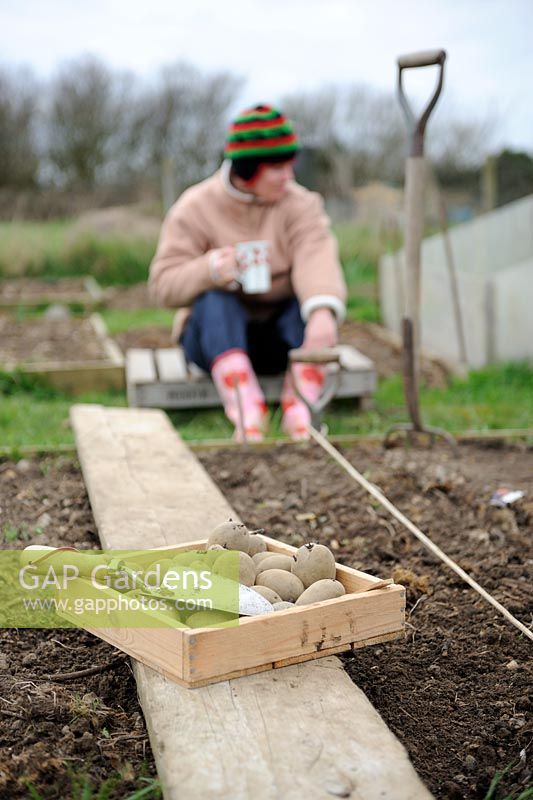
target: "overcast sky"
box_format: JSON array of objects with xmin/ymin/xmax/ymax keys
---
[{"xmin": 2, "ymin": 0, "xmax": 532, "ymax": 151}]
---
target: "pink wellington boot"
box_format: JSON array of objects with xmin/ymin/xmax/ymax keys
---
[
  {"xmin": 211, "ymin": 349, "xmax": 268, "ymax": 442},
  {"xmin": 281, "ymin": 363, "xmax": 326, "ymax": 440}
]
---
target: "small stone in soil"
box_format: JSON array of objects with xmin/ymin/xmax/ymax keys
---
[
  {"xmin": 464, "ymin": 755, "xmax": 477, "ymax": 772},
  {"xmin": 36, "ymin": 512, "xmax": 53, "ymax": 530}
]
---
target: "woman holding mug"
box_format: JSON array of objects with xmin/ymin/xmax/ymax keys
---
[{"xmin": 149, "ymin": 104, "xmax": 347, "ymax": 441}]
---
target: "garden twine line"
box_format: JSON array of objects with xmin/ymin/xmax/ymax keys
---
[{"xmin": 309, "ymin": 426, "xmax": 533, "ymax": 643}]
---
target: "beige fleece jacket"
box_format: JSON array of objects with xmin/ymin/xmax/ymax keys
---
[{"xmin": 149, "ymin": 161, "xmax": 347, "ymax": 329}]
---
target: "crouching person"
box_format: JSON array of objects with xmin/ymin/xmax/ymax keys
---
[{"xmin": 149, "ymin": 104, "xmax": 347, "ymax": 441}]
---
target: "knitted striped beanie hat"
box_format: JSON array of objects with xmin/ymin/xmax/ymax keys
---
[{"xmin": 224, "ymin": 104, "xmax": 299, "ymax": 161}]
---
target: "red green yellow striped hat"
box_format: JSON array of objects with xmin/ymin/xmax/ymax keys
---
[{"xmin": 224, "ymin": 104, "xmax": 299, "ymax": 160}]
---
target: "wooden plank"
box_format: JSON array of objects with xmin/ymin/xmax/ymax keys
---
[
  {"xmin": 71, "ymin": 404, "xmax": 432, "ymax": 800},
  {"xmin": 154, "ymin": 347, "xmax": 188, "ymax": 382}
]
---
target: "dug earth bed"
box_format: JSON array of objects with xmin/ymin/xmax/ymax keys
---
[
  {"xmin": 198, "ymin": 440, "xmax": 532, "ymax": 800},
  {"xmin": 0, "ymin": 457, "xmax": 158, "ymax": 799},
  {"xmin": 0, "ymin": 441, "xmax": 531, "ymax": 799},
  {"xmin": 0, "ymin": 316, "xmax": 109, "ymax": 365}
]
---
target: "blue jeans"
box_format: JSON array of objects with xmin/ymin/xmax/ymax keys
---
[{"xmin": 181, "ymin": 290, "xmax": 305, "ymax": 374}]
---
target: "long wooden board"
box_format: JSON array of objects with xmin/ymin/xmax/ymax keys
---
[{"xmin": 71, "ymin": 404, "xmax": 432, "ymax": 799}]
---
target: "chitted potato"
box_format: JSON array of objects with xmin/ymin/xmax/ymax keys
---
[
  {"xmin": 295, "ymin": 579, "xmax": 345, "ymax": 606},
  {"xmin": 213, "ymin": 550, "xmax": 256, "ymax": 586},
  {"xmin": 273, "ymin": 601, "xmax": 295, "ymax": 612},
  {"xmin": 207, "ymin": 519, "xmax": 250, "ymax": 553},
  {"xmin": 251, "ymin": 586, "xmax": 282, "ymax": 604},
  {"xmin": 247, "ymin": 532, "xmax": 268, "ymax": 556},
  {"xmin": 291, "ymin": 543, "xmax": 336, "ymax": 588},
  {"xmin": 201, "ymin": 545, "xmax": 226, "ymax": 568},
  {"xmin": 252, "ymin": 551, "xmax": 276, "ymax": 566},
  {"xmin": 255, "ymin": 569, "xmax": 304, "ymax": 603},
  {"xmin": 255, "ymin": 555, "xmax": 294, "ymax": 575},
  {"xmin": 186, "ymin": 609, "xmax": 236, "ymax": 628}
]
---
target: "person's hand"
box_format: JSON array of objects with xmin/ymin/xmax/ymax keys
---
[
  {"xmin": 209, "ymin": 246, "xmax": 239, "ymax": 289},
  {"xmin": 302, "ymin": 308, "xmax": 338, "ymax": 351}
]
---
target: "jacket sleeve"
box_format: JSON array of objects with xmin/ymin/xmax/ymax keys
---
[
  {"xmin": 286, "ymin": 191, "xmax": 347, "ymax": 320},
  {"xmin": 148, "ymin": 196, "xmax": 214, "ymax": 308}
]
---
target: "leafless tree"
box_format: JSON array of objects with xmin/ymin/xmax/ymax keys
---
[
  {"xmin": 0, "ymin": 67, "xmax": 39, "ymax": 187},
  {"xmin": 44, "ymin": 56, "xmax": 131, "ymax": 188},
  {"xmin": 128, "ymin": 62, "xmax": 243, "ymax": 192}
]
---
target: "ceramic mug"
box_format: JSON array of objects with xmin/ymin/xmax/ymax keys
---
[{"xmin": 235, "ymin": 240, "xmax": 271, "ymax": 294}]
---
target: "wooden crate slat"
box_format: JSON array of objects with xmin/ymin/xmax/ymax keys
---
[
  {"xmin": 127, "ymin": 348, "xmax": 157, "ymax": 383},
  {"xmin": 154, "ymin": 347, "xmax": 188, "ymax": 382},
  {"xmin": 337, "ymin": 343, "xmax": 374, "ymax": 370},
  {"xmin": 70, "ymin": 404, "xmax": 432, "ymax": 800}
]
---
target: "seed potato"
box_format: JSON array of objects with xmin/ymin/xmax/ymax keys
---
[
  {"xmin": 252, "ymin": 551, "xmax": 275, "ymax": 566},
  {"xmin": 272, "ymin": 601, "xmax": 295, "ymax": 612},
  {"xmin": 247, "ymin": 533, "xmax": 268, "ymax": 556},
  {"xmin": 207, "ymin": 519, "xmax": 251, "ymax": 553},
  {"xmin": 294, "ymin": 579, "xmax": 346, "ymax": 606},
  {"xmin": 213, "ymin": 550, "xmax": 256, "ymax": 586},
  {"xmin": 255, "ymin": 555, "xmax": 294, "ymax": 575},
  {"xmin": 255, "ymin": 569, "xmax": 304, "ymax": 602},
  {"xmin": 291, "ymin": 543, "xmax": 336, "ymax": 588},
  {"xmin": 251, "ymin": 586, "xmax": 282, "ymax": 604}
]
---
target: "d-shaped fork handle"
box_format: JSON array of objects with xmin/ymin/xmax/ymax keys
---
[
  {"xmin": 287, "ymin": 348, "xmax": 341, "ymax": 430},
  {"xmin": 397, "ymin": 48, "xmax": 446, "ymax": 156}
]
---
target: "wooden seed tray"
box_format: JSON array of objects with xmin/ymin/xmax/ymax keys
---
[
  {"xmin": 0, "ymin": 312, "xmax": 124, "ymax": 394},
  {"xmin": 60, "ymin": 535, "xmax": 405, "ymax": 688}
]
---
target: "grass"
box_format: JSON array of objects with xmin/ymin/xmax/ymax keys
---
[
  {"xmin": 1, "ymin": 523, "xmax": 42, "ymax": 543},
  {"xmin": 0, "ymin": 371, "xmax": 126, "ymax": 450},
  {"xmin": 0, "ymin": 220, "xmax": 156, "ymax": 286},
  {"xmin": 0, "ymin": 220, "xmax": 70, "ymax": 277},
  {"xmin": 26, "ymin": 770, "xmax": 161, "ymax": 800},
  {"xmin": 100, "ymin": 308, "xmax": 175, "ymax": 334},
  {"xmin": 1, "ymin": 363, "xmax": 530, "ymax": 451}
]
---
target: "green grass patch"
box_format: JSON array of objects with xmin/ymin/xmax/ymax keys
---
[
  {"xmin": 342, "ymin": 260, "xmax": 380, "ymax": 323},
  {"xmin": 25, "ymin": 767, "xmax": 161, "ymax": 800},
  {"xmin": 0, "ymin": 372, "xmax": 126, "ymax": 450},
  {"xmin": 0, "ymin": 220, "xmax": 70, "ymax": 276},
  {"xmin": 100, "ymin": 308, "xmax": 175, "ymax": 335},
  {"xmin": 38, "ymin": 236, "xmax": 155, "ymax": 286},
  {"xmin": 326, "ymin": 362, "xmax": 533, "ymax": 436},
  {"xmin": 0, "ymin": 220, "xmax": 156, "ymax": 286},
  {"xmin": 1, "ymin": 363, "xmax": 530, "ymax": 450}
]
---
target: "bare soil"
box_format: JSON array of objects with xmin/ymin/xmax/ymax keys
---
[
  {"xmin": 112, "ymin": 326, "xmax": 173, "ymax": 353},
  {"xmin": 0, "ymin": 317, "xmax": 109, "ymax": 365},
  {"xmin": 1, "ymin": 441, "xmax": 531, "ymax": 798},
  {"xmin": 0, "ymin": 279, "xmax": 91, "ymax": 303},
  {"xmin": 0, "ymin": 457, "xmax": 157, "ymax": 798}
]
